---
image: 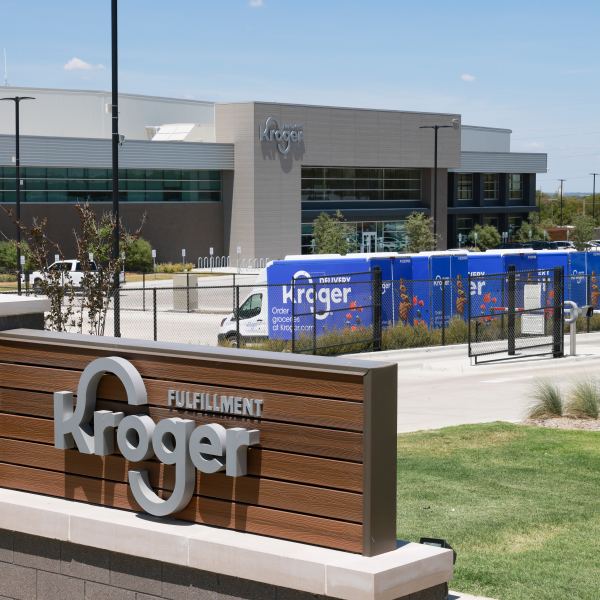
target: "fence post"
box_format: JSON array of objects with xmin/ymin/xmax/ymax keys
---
[
  {"xmin": 441, "ymin": 279, "xmax": 446, "ymax": 346},
  {"xmin": 232, "ymin": 274, "xmax": 236, "ymax": 314},
  {"xmin": 186, "ymin": 272, "xmax": 190, "ymax": 313},
  {"xmin": 25, "ymin": 272, "xmax": 29, "ymax": 296},
  {"xmin": 142, "ymin": 272, "xmax": 146, "ymax": 312},
  {"xmin": 312, "ymin": 281, "xmax": 317, "ymax": 355},
  {"xmin": 507, "ymin": 266, "xmax": 516, "ymax": 356},
  {"xmin": 467, "ymin": 274, "xmax": 472, "ymax": 357},
  {"xmin": 372, "ymin": 267, "xmax": 382, "ymax": 351},
  {"xmin": 553, "ymin": 266, "xmax": 564, "ymax": 358},
  {"xmin": 235, "ymin": 285, "xmax": 240, "ymax": 348},
  {"xmin": 586, "ymin": 274, "xmax": 591, "ymax": 333},
  {"xmin": 153, "ymin": 288, "xmax": 157, "ymax": 341},
  {"xmin": 291, "ymin": 279, "xmax": 296, "ymax": 353}
]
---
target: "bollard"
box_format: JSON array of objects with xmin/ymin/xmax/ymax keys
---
[{"xmin": 564, "ymin": 300, "xmax": 580, "ymax": 356}]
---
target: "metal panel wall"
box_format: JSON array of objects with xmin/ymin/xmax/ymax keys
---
[
  {"xmin": 0, "ymin": 135, "xmax": 234, "ymax": 170},
  {"xmin": 453, "ymin": 151, "xmax": 547, "ymax": 173}
]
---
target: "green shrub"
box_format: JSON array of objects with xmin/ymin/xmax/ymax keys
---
[
  {"xmin": 383, "ymin": 322, "xmax": 438, "ymax": 350},
  {"xmin": 565, "ymin": 379, "xmax": 599, "ymax": 419},
  {"xmin": 0, "ymin": 273, "xmax": 16, "ymax": 282},
  {"xmin": 124, "ymin": 237, "xmax": 153, "ymax": 273},
  {"xmin": 0, "ymin": 240, "xmax": 32, "ymax": 273},
  {"xmin": 155, "ymin": 262, "xmax": 194, "ymax": 273},
  {"xmin": 527, "ymin": 379, "xmax": 563, "ymax": 419},
  {"xmin": 443, "ymin": 317, "xmax": 469, "ymax": 345}
]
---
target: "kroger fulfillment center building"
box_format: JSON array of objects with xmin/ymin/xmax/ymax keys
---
[{"xmin": 0, "ymin": 87, "xmax": 547, "ymax": 262}]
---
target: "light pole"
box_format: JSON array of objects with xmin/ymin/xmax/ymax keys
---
[
  {"xmin": 0, "ymin": 96, "xmax": 35, "ymax": 295},
  {"xmin": 558, "ymin": 179, "xmax": 566, "ymax": 226},
  {"xmin": 419, "ymin": 122, "xmax": 458, "ymax": 246},
  {"xmin": 111, "ymin": 0, "xmax": 121, "ymax": 337},
  {"xmin": 591, "ymin": 173, "xmax": 598, "ymax": 223}
]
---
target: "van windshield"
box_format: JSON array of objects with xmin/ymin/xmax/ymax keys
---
[{"xmin": 238, "ymin": 294, "xmax": 262, "ymax": 320}]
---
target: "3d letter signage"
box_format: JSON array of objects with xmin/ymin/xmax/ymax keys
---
[
  {"xmin": 259, "ymin": 116, "xmax": 304, "ymax": 155},
  {"xmin": 54, "ymin": 356, "xmax": 260, "ymax": 517}
]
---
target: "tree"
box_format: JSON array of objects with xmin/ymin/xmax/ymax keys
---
[
  {"xmin": 571, "ymin": 214, "xmax": 596, "ymax": 250},
  {"xmin": 468, "ymin": 224, "xmax": 501, "ymax": 251},
  {"xmin": 312, "ymin": 211, "xmax": 352, "ymax": 255},
  {"xmin": 124, "ymin": 237, "xmax": 153, "ymax": 273},
  {"xmin": 516, "ymin": 216, "xmax": 546, "ymax": 243},
  {"xmin": 18, "ymin": 202, "xmax": 143, "ymax": 335},
  {"xmin": 404, "ymin": 212, "xmax": 436, "ymax": 252},
  {"xmin": 0, "ymin": 240, "xmax": 32, "ymax": 273}
]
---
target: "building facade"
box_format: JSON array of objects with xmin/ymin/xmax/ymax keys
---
[{"xmin": 0, "ymin": 87, "xmax": 546, "ymax": 262}]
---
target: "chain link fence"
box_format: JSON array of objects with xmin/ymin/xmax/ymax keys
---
[
  {"xmin": 5, "ymin": 268, "xmax": 600, "ymax": 356},
  {"xmin": 467, "ymin": 268, "xmax": 564, "ymax": 363}
]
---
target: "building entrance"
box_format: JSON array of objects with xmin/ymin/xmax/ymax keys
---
[{"xmin": 361, "ymin": 231, "xmax": 377, "ymax": 253}]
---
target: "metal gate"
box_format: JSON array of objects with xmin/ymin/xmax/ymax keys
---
[{"xmin": 468, "ymin": 267, "xmax": 564, "ymax": 364}]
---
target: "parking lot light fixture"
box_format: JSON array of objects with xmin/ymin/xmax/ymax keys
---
[
  {"xmin": 419, "ymin": 121, "xmax": 458, "ymax": 246},
  {"xmin": 0, "ymin": 95, "xmax": 35, "ymax": 295}
]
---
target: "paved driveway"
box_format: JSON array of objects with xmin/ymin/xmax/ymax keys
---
[{"xmin": 352, "ymin": 333, "xmax": 600, "ymax": 432}]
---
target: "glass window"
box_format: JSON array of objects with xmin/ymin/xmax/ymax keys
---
[
  {"xmin": 1, "ymin": 167, "xmax": 221, "ymax": 203},
  {"xmin": 300, "ymin": 219, "xmax": 407, "ymax": 254},
  {"xmin": 483, "ymin": 174, "xmax": 497, "ymax": 200},
  {"xmin": 457, "ymin": 174, "xmax": 473, "ymax": 201},
  {"xmin": 483, "ymin": 215, "xmax": 499, "ymax": 229},
  {"xmin": 301, "ymin": 166, "xmax": 421, "ymax": 202},
  {"xmin": 509, "ymin": 174, "xmax": 523, "ymax": 201},
  {"xmin": 238, "ymin": 294, "xmax": 262, "ymax": 320}
]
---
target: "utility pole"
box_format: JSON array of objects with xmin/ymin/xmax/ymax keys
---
[
  {"xmin": 591, "ymin": 173, "xmax": 598, "ymax": 223},
  {"xmin": 111, "ymin": 0, "xmax": 121, "ymax": 337},
  {"xmin": 558, "ymin": 179, "xmax": 566, "ymax": 227},
  {"xmin": 0, "ymin": 95, "xmax": 35, "ymax": 295}
]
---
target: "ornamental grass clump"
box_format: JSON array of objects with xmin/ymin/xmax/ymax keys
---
[
  {"xmin": 527, "ymin": 379, "xmax": 563, "ymax": 419},
  {"xmin": 565, "ymin": 379, "xmax": 600, "ymax": 419}
]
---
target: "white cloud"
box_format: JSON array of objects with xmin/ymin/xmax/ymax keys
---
[
  {"xmin": 460, "ymin": 73, "xmax": 476, "ymax": 82},
  {"xmin": 249, "ymin": 0, "xmax": 264, "ymax": 7},
  {"xmin": 64, "ymin": 57, "xmax": 105, "ymax": 72}
]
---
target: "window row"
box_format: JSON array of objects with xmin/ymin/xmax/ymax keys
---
[
  {"xmin": 302, "ymin": 167, "xmax": 422, "ymax": 180},
  {"xmin": 301, "ymin": 219, "xmax": 408, "ymax": 254},
  {"xmin": 302, "ymin": 179, "xmax": 421, "ymax": 192},
  {"xmin": 0, "ymin": 179, "xmax": 221, "ymax": 193},
  {"xmin": 456, "ymin": 174, "xmax": 524, "ymax": 202},
  {"xmin": 0, "ymin": 190, "xmax": 221, "ymax": 203},
  {"xmin": 302, "ymin": 190, "xmax": 421, "ymax": 201},
  {"xmin": 302, "ymin": 166, "xmax": 422, "ymax": 203},
  {"xmin": 0, "ymin": 167, "xmax": 221, "ymax": 181}
]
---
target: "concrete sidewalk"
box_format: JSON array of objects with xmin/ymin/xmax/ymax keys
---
[{"xmin": 351, "ymin": 332, "xmax": 600, "ymax": 433}]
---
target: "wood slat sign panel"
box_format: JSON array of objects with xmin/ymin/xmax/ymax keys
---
[{"xmin": 0, "ymin": 329, "xmax": 397, "ymax": 556}]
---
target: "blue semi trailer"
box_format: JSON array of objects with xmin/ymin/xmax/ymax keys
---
[{"xmin": 217, "ymin": 249, "xmax": 599, "ymax": 346}]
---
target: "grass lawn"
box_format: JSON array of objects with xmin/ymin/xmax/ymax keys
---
[{"xmin": 397, "ymin": 422, "xmax": 600, "ymax": 600}]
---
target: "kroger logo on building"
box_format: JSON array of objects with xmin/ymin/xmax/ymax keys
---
[{"xmin": 259, "ymin": 117, "xmax": 304, "ymax": 155}]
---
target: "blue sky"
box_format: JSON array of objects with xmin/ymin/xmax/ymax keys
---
[{"xmin": 0, "ymin": 0, "xmax": 598, "ymax": 192}]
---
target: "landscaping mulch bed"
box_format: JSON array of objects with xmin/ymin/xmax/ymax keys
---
[{"xmin": 525, "ymin": 417, "xmax": 600, "ymax": 430}]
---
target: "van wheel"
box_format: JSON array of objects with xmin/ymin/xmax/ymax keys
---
[
  {"xmin": 32, "ymin": 279, "xmax": 43, "ymax": 295},
  {"xmin": 225, "ymin": 333, "xmax": 239, "ymax": 347}
]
